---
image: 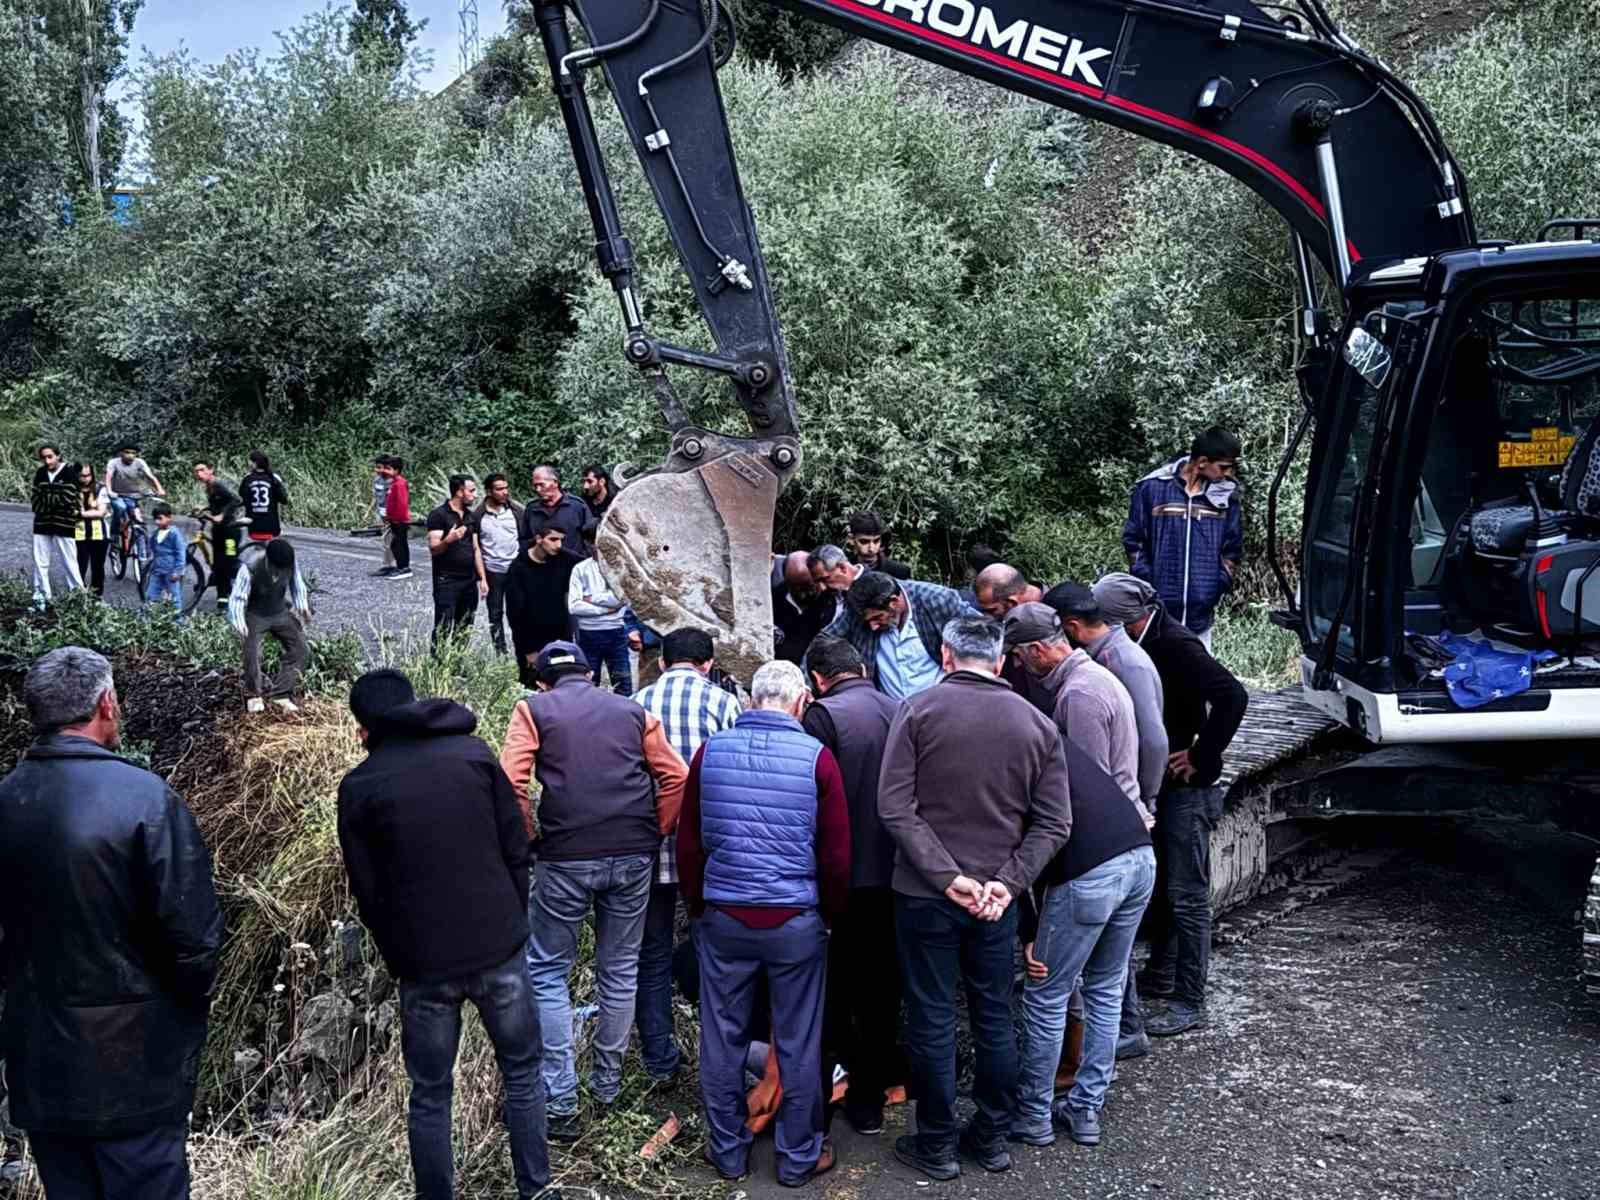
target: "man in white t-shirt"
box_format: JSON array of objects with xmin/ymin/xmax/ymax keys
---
[{"xmin": 103, "ymin": 442, "xmax": 165, "ymax": 546}]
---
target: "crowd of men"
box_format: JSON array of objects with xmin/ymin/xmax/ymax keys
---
[{"xmin": 1, "ymin": 426, "xmax": 1251, "ymax": 1197}]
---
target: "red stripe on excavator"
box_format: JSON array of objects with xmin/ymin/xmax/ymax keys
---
[{"xmin": 816, "ymin": 0, "xmax": 1362, "ymax": 263}]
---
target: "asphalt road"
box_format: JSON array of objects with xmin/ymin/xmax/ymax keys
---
[
  {"xmin": 691, "ymin": 851, "xmax": 1600, "ymax": 1200},
  {"xmin": 0, "ymin": 504, "xmax": 461, "ymax": 653}
]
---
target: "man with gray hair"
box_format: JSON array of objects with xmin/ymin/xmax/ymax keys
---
[
  {"xmin": 0, "ymin": 647, "xmax": 222, "ymax": 1199},
  {"xmin": 877, "ymin": 616, "xmax": 1071, "ymax": 1180},
  {"xmin": 677, "ymin": 659, "xmax": 851, "ymax": 1187},
  {"xmin": 806, "ymin": 543, "xmax": 859, "ymax": 594}
]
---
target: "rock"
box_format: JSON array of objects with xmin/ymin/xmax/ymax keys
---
[{"xmin": 285, "ymin": 993, "xmax": 356, "ymax": 1069}]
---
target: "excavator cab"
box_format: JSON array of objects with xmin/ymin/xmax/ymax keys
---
[{"xmin": 1296, "ymin": 234, "xmax": 1600, "ymax": 742}]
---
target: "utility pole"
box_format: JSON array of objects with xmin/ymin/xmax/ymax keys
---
[{"xmin": 458, "ymin": 0, "xmax": 481, "ymax": 77}]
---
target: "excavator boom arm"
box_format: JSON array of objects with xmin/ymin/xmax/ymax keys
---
[{"xmin": 534, "ymin": 0, "xmax": 1476, "ymax": 677}]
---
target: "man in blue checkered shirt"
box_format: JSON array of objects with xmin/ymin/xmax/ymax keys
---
[{"xmin": 631, "ymin": 627, "xmax": 743, "ymax": 1080}]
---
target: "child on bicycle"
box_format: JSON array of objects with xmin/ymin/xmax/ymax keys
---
[{"xmin": 146, "ymin": 504, "xmax": 187, "ymax": 611}]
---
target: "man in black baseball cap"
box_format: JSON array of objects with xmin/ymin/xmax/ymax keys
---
[{"xmin": 500, "ymin": 637, "xmax": 689, "ymax": 1142}]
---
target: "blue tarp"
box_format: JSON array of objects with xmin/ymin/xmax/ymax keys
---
[{"xmin": 1437, "ymin": 633, "xmax": 1557, "ymax": 709}]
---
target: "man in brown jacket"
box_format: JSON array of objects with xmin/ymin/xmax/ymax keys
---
[
  {"xmin": 876, "ymin": 615, "xmax": 1072, "ymax": 1181},
  {"xmin": 500, "ymin": 641, "xmax": 688, "ymax": 1143}
]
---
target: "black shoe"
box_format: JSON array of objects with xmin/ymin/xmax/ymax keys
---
[
  {"xmin": 702, "ymin": 1149, "xmax": 749, "ymax": 1182},
  {"xmin": 778, "ymin": 1138, "xmax": 837, "ymax": 1188},
  {"xmin": 546, "ymin": 1113, "xmax": 582, "ymax": 1144},
  {"xmin": 388, "ymin": 568, "xmax": 414, "ymax": 580},
  {"xmin": 1146, "ymin": 1003, "xmax": 1205, "ymax": 1038},
  {"xmin": 844, "ymin": 1105, "xmax": 885, "ymax": 1136},
  {"xmin": 1116, "ymin": 1032, "xmax": 1151, "ymax": 1061},
  {"xmin": 1057, "ymin": 1105, "xmax": 1101, "ymax": 1146},
  {"xmin": 1137, "ymin": 969, "xmax": 1175, "ymax": 998},
  {"xmin": 957, "ymin": 1128, "xmax": 1011, "ymax": 1173},
  {"xmin": 893, "ymin": 1134, "xmax": 959, "ymax": 1182}
]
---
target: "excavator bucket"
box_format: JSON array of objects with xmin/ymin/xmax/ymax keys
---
[{"xmin": 597, "ymin": 439, "xmax": 795, "ymax": 684}]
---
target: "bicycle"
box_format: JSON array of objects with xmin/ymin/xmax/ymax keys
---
[{"xmin": 107, "ymin": 492, "xmax": 161, "ymax": 592}]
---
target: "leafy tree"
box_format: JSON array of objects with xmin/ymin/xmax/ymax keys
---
[
  {"xmin": 348, "ymin": 0, "xmax": 424, "ymax": 76},
  {"xmin": 0, "ymin": 4, "xmax": 72, "ymax": 379},
  {"xmin": 37, "ymin": 0, "xmax": 143, "ymax": 195}
]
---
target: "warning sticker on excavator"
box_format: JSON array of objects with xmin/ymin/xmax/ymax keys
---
[{"xmin": 1498, "ymin": 427, "xmax": 1576, "ymax": 468}]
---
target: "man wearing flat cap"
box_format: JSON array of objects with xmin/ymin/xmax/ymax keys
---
[
  {"xmin": 500, "ymin": 641, "xmax": 689, "ymax": 1142},
  {"xmin": 1090, "ymin": 573, "xmax": 1248, "ymax": 1039}
]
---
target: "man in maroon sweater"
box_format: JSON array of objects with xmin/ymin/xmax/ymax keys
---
[{"xmin": 677, "ymin": 659, "xmax": 851, "ymax": 1188}]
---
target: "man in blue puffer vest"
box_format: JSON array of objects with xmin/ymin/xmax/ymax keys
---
[
  {"xmin": 677, "ymin": 659, "xmax": 851, "ymax": 1189},
  {"xmin": 1122, "ymin": 426, "xmax": 1244, "ymax": 650}
]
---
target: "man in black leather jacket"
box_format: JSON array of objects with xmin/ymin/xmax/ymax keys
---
[{"xmin": 0, "ymin": 645, "xmax": 222, "ymax": 1199}]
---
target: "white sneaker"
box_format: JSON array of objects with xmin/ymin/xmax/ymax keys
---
[
  {"xmin": 273, "ymin": 698, "xmax": 300, "ymax": 713},
  {"xmin": 246, "ymin": 697, "xmax": 266, "ymax": 714}
]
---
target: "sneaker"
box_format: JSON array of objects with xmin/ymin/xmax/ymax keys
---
[
  {"xmin": 1116, "ymin": 1032, "xmax": 1151, "ymax": 1061},
  {"xmin": 388, "ymin": 568, "xmax": 413, "ymax": 580},
  {"xmin": 546, "ymin": 1113, "xmax": 582, "ymax": 1144},
  {"xmin": 1006, "ymin": 1126, "xmax": 1055, "ymax": 1149},
  {"xmin": 1056, "ymin": 1104, "xmax": 1101, "ymax": 1146},
  {"xmin": 844, "ymin": 1104, "xmax": 885, "ymax": 1136},
  {"xmin": 893, "ymin": 1134, "xmax": 959, "ymax": 1182},
  {"xmin": 778, "ymin": 1137, "xmax": 837, "ymax": 1188},
  {"xmin": 372, "ymin": 566, "xmax": 397, "ymax": 577},
  {"xmin": 246, "ymin": 697, "xmax": 266, "ymax": 714},
  {"xmin": 1146, "ymin": 1003, "xmax": 1205, "ymax": 1038},
  {"xmin": 957, "ymin": 1128, "xmax": 1011, "ymax": 1174},
  {"xmin": 272, "ymin": 698, "xmax": 300, "ymax": 713}
]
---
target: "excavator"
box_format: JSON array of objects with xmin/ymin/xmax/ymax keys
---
[{"xmin": 530, "ymin": 0, "xmax": 1600, "ymax": 993}]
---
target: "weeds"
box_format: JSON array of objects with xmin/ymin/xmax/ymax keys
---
[{"xmin": 1211, "ymin": 603, "xmax": 1301, "ymax": 688}]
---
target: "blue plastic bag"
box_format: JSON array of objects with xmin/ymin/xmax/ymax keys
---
[{"xmin": 1437, "ymin": 633, "xmax": 1556, "ymax": 709}]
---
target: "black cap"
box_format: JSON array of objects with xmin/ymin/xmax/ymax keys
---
[
  {"xmin": 534, "ymin": 640, "xmax": 591, "ymax": 682},
  {"xmin": 350, "ymin": 668, "xmax": 415, "ymax": 728}
]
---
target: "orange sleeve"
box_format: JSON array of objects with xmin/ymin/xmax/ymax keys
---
[
  {"xmin": 498, "ymin": 700, "xmax": 541, "ymax": 840},
  {"xmin": 641, "ymin": 713, "xmax": 688, "ymax": 835}
]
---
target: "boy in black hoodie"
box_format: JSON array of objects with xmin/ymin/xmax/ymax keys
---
[{"xmin": 336, "ymin": 670, "xmax": 551, "ymax": 1200}]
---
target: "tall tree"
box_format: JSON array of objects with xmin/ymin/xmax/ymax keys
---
[
  {"xmin": 39, "ymin": 0, "xmax": 143, "ymax": 195},
  {"xmin": 348, "ymin": 0, "xmax": 424, "ymax": 75}
]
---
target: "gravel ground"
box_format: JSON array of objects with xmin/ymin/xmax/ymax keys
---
[
  {"xmin": 715, "ymin": 853, "xmax": 1600, "ymax": 1200},
  {"xmin": 0, "ymin": 505, "xmax": 470, "ymax": 653}
]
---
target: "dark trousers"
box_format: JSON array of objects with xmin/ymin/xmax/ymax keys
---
[
  {"xmin": 28, "ymin": 1124, "xmax": 189, "ymax": 1200},
  {"xmin": 895, "ymin": 894, "xmax": 1018, "ymax": 1157},
  {"xmin": 400, "ymin": 948, "xmax": 549, "ymax": 1200},
  {"xmin": 210, "ymin": 524, "xmax": 238, "ymax": 612},
  {"xmin": 484, "ymin": 569, "xmax": 510, "ymax": 654},
  {"xmin": 243, "ymin": 610, "xmax": 308, "ymax": 699},
  {"xmin": 76, "ymin": 539, "xmax": 108, "ymax": 597},
  {"xmin": 698, "ymin": 908, "xmax": 827, "ymax": 1186},
  {"xmin": 431, "ymin": 575, "xmax": 479, "ymax": 648},
  {"xmin": 825, "ymin": 886, "xmax": 903, "ymax": 1127},
  {"xmin": 389, "ymin": 520, "xmax": 411, "ymax": 571},
  {"xmin": 578, "ymin": 625, "xmax": 632, "ymax": 696},
  {"xmin": 634, "ymin": 882, "xmax": 682, "ymax": 1079},
  {"xmin": 1142, "ymin": 785, "xmax": 1224, "ymax": 1008}
]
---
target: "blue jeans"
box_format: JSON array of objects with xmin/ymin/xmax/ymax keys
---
[
  {"xmin": 399, "ymin": 949, "xmax": 549, "ymax": 1200},
  {"xmin": 525, "ymin": 854, "xmax": 653, "ymax": 1115},
  {"xmin": 1143, "ymin": 786, "xmax": 1225, "ymax": 1007},
  {"xmin": 895, "ymin": 895, "xmax": 1018, "ymax": 1157},
  {"xmin": 1013, "ymin": 847, "xmax": 1156, "ymax": 1141},
  {"xmin": 145, "ymin": 570, "xmax": 184, "ymax": 612},
  {"xmin": 697, "ymin": 908, "xmax": 828, "ymax": 1184},
  {"xmin": 578, "ymin": 625, "xmax": 632, "ymax": 696},
  {"xmin": 108, "ymin": 495, "xmax": 137, "ymax": 544},
  {"xmin": 634, "ymin": 881, "xmax": 682, "ymax": 1079}
]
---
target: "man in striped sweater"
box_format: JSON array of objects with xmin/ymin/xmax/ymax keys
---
[
  {"xmin": 631, "ymin": 628, "xmax": 742, "ymax": 1082},
  {"xmin": 30, "ymin": 445, "xmax": 85, "ymax": 609}
]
